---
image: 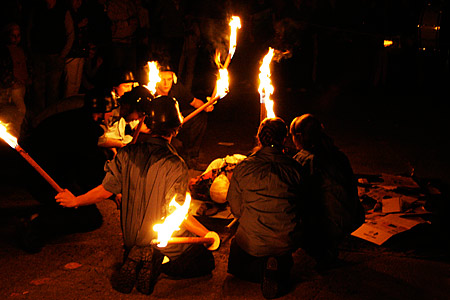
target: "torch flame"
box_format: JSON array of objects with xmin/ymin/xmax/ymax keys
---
[
  {"xmin": 153, "ymin": 193, "xmax": 192, "ymax": 247},
  {"xmin": 144, "ymin": 61, "xmax": 161, "ymax": 95},
  {"xmin": 258, "ymin": 47, "xmax": 276, "ymax": 119},
  {"xmin": 228, "ymin": 16, "xmax": 241, "ymax": 58},
  {"xmin": 215, "ymin": 68, "xmax": 229, "ymax": 100},
  {"xmin": 0, "ymin": 121, "xmax": 18, "ymax": 148}
]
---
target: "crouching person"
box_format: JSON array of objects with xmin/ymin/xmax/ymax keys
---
[
  {"xmin": 290, "ymin": 114, "xmax": 365, "ymax": 270},
  {"xmin": 55, "ymin": 93, "xmax": 215, "ymax": 295},
  {"xmin": 226, "ymin": 118, "xmax": 305, "ymax": 299}
]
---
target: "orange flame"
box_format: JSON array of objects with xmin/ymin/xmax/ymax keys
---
[
  {"xmin": 0, "ymin": 121, "xmax": 18, "ymax": 148},
  {"xmin": 383, "ymin": 40, "xmax": 393, "ymax": 47},
  {"xmin": 144, "ymin": 61, "xmax": 161, "ymax": 95},
  {"xmin": 228, "ymin": 16, "xmax": 241, "ymax": 58},
  {"xmin": 258, "ymin": 48, "xmax": 276, "ymax": 119},
  {"xmin": 153, "ymin": 193, "xmax": 192, "ymax": 247}
]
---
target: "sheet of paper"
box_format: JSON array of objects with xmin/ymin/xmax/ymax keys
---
[{"xmin": 351, "ymin": 214, "xmax": 427, "ymax": 245}]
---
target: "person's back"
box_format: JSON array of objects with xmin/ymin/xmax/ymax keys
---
[
  {"xmin": 229, "ymin": 147, "xmax": 303, "ymax": 257},
  {"xmin": 105, "ymin": 134, "xmax": 191, "ymax": 253},
  {"xmin": 227, "ymin": 117, "xmax": 304, "ymax": 299},
  {"xmin": 290, "ymin": 113, "xmax": 365, "ymax": 269}
]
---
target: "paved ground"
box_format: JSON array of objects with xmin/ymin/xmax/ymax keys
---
[{"xmin": 1, "ymin": 35, "xmax": 450, "ymax": 299}]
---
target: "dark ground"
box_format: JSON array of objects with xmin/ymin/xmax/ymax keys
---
[{"xmin": 1, "ymin": 24, "xmax": 450, "ymax": 299}]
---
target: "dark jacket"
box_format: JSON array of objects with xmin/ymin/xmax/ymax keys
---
[{"xmin": 227, "ymin": 146, "xmax": 304, "ymax": 257}]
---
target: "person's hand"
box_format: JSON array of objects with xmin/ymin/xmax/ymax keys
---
[
  {"xmin": 205, "ymin": 97, "xmax": 216, "ymax": 112},
  {"xmin": 55, "ymin": 189, "xmax": 78, "ymax": 208},
  {"xmin": 113, "ymin": 194, "xmax": 122, "ymax": 209}
]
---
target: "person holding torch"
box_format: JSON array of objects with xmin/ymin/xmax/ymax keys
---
[
  {"xmin": 155, "ymin": 64, "xmax": 214, "ymax": 170},
  {"xmin": 55, "ymin": 92, "xmax": 215, "ymax": 295}
]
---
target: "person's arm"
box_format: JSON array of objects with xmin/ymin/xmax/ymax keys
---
[
  {"xmin": 55, "ymin": 185, "xmax": 113, "ymax": 208},
  {"xmin": 98, "ymin": 138, "xmax": 126, "ymax": 148},
  {"xmin": 190, "ymin": 97, "xmax": 214, "ymax": 112}
]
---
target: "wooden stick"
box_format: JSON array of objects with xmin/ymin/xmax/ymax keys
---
[
  {"xmin": 15, "ymin": 145, "xmax": 64, "ymax": 193},
  {"xmin": 130, "ymin": 116, "xmax": 146, "ymax": 145},
  {"xmin": 151, "ymin": 237, "xmax": 215, "ymax": 246},
  {"xmin": 182, "ymin": 96, "xmax": 219, "ymax": 123},
  {"xmin": 151, "ymin": 231, "xmax": 220, "ymax": 251}
]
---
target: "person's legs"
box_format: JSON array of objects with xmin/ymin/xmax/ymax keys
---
[
  {"xmin": 227, "ymin": 238, "xmax": 265, "ymax": 283},
  {"xmin": 227, "ymin": 238, "xmax": 293, "ymax": 299},
  {"xmin": 46, "ymin": 54, "xmax": 65, "ymax": 108},
  {"xmin": 161, "ymin": 244, "xmax": 215, "ymax": 278},
  {"xmin": 31, "ymin": 53, "xmax": 46, "ymax": 114},
  {"xmin": 64, "ymin": 57, "xmax": 85, "ymax": 98},
  {"xmin": 177, "ymin": 111, "xmax": 208, "ymax": 167}
]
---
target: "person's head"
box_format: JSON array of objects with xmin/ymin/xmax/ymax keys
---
[
  {"xmin": 111, "ymin": 69, "xmax": 138, "ymax": 97},
  {"xmin": 144, "ymin": 95, "xmax": 183, "ymax": 139},
  {"xmin": 156, "ymin": 65, "xmax": 177, "ymax": 96},
  {"xmin": 257, "ymin": 117, "xmax": 288, "ymax": 149},
  {"xmin": 119, "ymin": 85, "xmax": 154, "ymax": 123},
  {"xmin": 290, "ymin": 113, "xmax": 332, "ymax": 152},
  {"xmin": 4, "ymin": 23, "xmax": 21, "ymax": 46},
  {"xmin": 84, "ymin": 87, "xmax": 117, "ymax": 122}
]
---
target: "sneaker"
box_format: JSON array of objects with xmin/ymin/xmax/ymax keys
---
[
  {"xmin": 261, "ymin": 257, "xmax": 280, "ymax": 299},
  {"xmin": 111, "ymin": 257, "xmax": 138, "ymax": 294}
]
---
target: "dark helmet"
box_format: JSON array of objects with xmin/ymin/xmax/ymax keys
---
[
  {"xmin": 84, "ymin": 87, "xmax": 118, "ymax": 113},
  {"xmin": 144, "ymin": 95, "xmax": 183, "ymax": 134},
  {"xmin": 110, "ymin": 68, "xmax": 137, "ymax": 87},
  {"xmin": 257, "ymin": 117, "xmax": 288, "ymax": 148},
  {"xmin": 119, "ymin": 85, "xmax": 154, "ymax": 116}
]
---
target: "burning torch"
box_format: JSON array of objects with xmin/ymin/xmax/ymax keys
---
[
  {"xmin": 0, "ymin": 121, "xmax": 63, "ymax": 193},
  {"xmin": 183, "ymin": 16, "xmax": 241, "ymax": 123},
  {"xmin": 130, "ymin": 61, "xmax": 162, "ymax": 144},
  {"xmin": 151, "ymin": 193, "xmax": 220, "ymax": 251},
  {"xmin": 258, "ymin": 47, "xmax": 276, "ymax": 122}
]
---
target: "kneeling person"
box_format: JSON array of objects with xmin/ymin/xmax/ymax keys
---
[{"xmin": 56, "ymin": 94, "xmax": 215, "ymax": 295}]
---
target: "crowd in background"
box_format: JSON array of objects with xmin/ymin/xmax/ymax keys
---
[{"xmin": 2, "ymin": 0, "xmax": 446, "ymax": 133}]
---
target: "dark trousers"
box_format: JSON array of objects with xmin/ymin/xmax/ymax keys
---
[
  {"xmin": 161, "ymin": 244, "xmax": 215, "ymax": 279},
  {"xmin": 227, "ymin": 238, "xmax": 293, "ymax": 283},
  {"xmin": 175, "ymin": 111, "xmax": 207, "ymax": 160}
]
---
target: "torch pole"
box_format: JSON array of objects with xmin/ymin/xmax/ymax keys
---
[
  {"xmin": 260, "ymin": 98, "xmax": 267, "ymax": 123},
  {"xmin": 151, "ymin": 231, "xmax": 220, "ymax": 251},
  {"xmin": 15, "ymin": 145, "xmax": 64, "ymax": 193},
  {"xmin": 130, "ymin": 116, "xmax": 146, "ymax": 145},
  {"xmin": 151, "ymin": 237, "xmax": 215, "ymax": 246},
  {"xmin": 183, "ymin": 95, "xmax": 219, "ymax": 123}
]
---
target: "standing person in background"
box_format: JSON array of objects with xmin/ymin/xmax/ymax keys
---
[
  {"xmin": 149, "ymin": 0, "xmax": 185, "ymax": 73},
  {"xmin": 26, "ymin": 0, "xmax": 74, "ymax": 115},
  {"xmin": 290, "ymin": 114, "xmax": 365, "ymax": 270},
  {"xmin": 155, "ymin": 65, "xmax": 214, "ymax": 170},
  {"xmin": 106, "ymin": 0, "xmax": 138, "ymax": 72},
  {"xmin": 227, "ymin": 117, "xmax": 304, "ymax": 299},
  {"xmin": 64, "ymin": 0, "xmax": 89, "ymax": 98},
  {"xmin": 0, "ymin": 22, "xmax": 30, "ymax": 130}
]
